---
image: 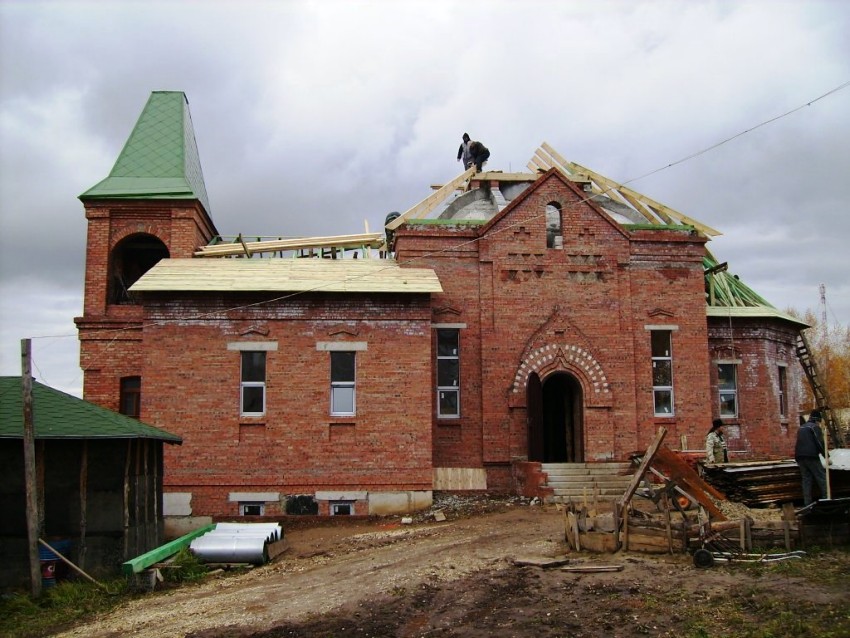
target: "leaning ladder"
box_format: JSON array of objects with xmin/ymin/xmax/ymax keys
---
[{"xmin": 795, "ymin": 330, "xmax": 844, "ymax": 447}]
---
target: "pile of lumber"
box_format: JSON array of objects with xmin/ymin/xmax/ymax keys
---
[{"xmin": 702, "ymin": 460, "xmax": 850, "ymax": 506}]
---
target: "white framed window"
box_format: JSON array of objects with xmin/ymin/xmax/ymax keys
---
[
  {"xmin": 437, "ymin": 328, "xmax": 460, "ymax": 418},
  {"xmin": 778, "ymin": 365, "xmax": 788, "ymax": 418},
  {"xmin": 718, "ymin": 363, "xmax": 738, "ymax": 417},
  {"xmin": 651, "ymin": 330, "xmax": 674, "ymax": 416},
  {"xmin": 546, "ymin": 202, "xmax": 563, "ymax": 249},
  {"xmin": 331, "ymin": 351, "xmax": 356, "ymax": 416},
  {"xmin": 330, "ymin": 501, "xmax": 354, "ymax": 516},
  {"xmin": 240, "ymin": 351, "xmax": 266, "ymax": 416},
  {"xmin": 239, "ymin": 502, "xmax": 264, "ymax": 516}
]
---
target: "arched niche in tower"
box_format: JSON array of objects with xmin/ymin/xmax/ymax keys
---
[{"xmin": 108, "ymin": 233, "xmax": 169, "ymax": 305}]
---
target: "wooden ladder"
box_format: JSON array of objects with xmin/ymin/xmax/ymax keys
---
[{"xmin": 795, "ymin": 330, "xmax": 844, "ymax": 447}]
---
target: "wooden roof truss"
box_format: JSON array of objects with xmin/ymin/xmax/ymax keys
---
[
  {"xmin": 196, "ymin": 232, "xmax": 385, "ymax": 259},
  {"xmin": 530, "ymin": 142, "xmax": 721, "ymax": 237}
]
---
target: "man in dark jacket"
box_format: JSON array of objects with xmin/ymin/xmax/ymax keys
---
[
  {"xmin": 795, "ymin": 409, "xmax": 828, "ymax": 506},
  {"xmin": 468, "ymin": 140, "xmax": 490, "ymax": 172},
  {"xmin": 457, "ymin": 133, "xmax": 472, "ymax": 169}
]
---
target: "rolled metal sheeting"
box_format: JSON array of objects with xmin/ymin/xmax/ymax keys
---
[
  {"xmin": 189, "ymin": 523, "xmax": 283, "ymax": 564},
  {"xmin": 212, "ymin": 522, "xmax": 282, "ymax": 542}
]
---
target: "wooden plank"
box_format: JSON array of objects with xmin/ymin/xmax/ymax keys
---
[
  {"xmin": 618, "ymin": 427, "xmax": 667, "ymax": 510},
  {"xmin": 386, "ymin": 166, "xmax": 475, "ymax": 230},
  {"xmin": 267, "ymin": 539, "xmax": 289, "ymax": 560},
  {"xmin": 121, "ymin": 524, "xmax": 216, "ymax": 576},
  {"xmin": 578, "ymin": 532, "xmax": 619, "ymax": 553},
  {"xmin": 196, "ymin": 232, "xmax": 385, "ymax": 257},
  {"xmin": 513, "ymin": 556, "xmax": 572, "ymax": 568},
  {"xmin": 651, "ymin": 447, "xmax": 727, "ymax": 521},
  {"xmin": 662, "ymin": 492, "xmax": 673, "ymax": 554},
  {"xmin": 561, "ymin": 564, "xmax": 624, "ymax": 573},
  {"xmin": 568, "ymin": 511, "xmax": 581, "ymax": 551}
]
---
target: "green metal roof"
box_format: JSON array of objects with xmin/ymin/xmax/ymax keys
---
[
  {"xmin": 79, "ymin": 91, "xmax": 211, "ymax": 214},
  {"xmin": 0, "ymin": 377, "xmax": 181, "ymax": 443},
  {"xmin": 704, "ymin": 253, "xmax": 772, "ymax": 308},
  {"xmin": 703, "ymin": 253, "xmax": 808, "ymax": 327}
]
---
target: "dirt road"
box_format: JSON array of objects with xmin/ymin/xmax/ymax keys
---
[{"xmin": 55, "ymin": 498, "xmax": 850, "ymax": 637}]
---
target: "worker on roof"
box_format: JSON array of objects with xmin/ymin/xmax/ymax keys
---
[
  {"xmin": 705, "ymin": 419, "xmax": 728, "ymax": 465},
  {"xmin": 468, "ymin": 139, "xmax": 490, "ymax": 173},
  {"xmin": 457, "ymin": 133, "xmax": 472, "ymax": 170},
  {"xmin": 795, "ymin": 409, "xmax": 828, "ymax": 506}
]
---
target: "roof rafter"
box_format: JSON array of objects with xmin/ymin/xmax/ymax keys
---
[{"xmin": 535, "ymin": 142, "xmax": 721, "ymax": 237}]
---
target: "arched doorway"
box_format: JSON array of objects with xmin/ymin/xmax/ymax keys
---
[
  {"xmin": 108, "ymin": 234, "xmax": 169, "ymax": 304},
  {"xmin": 527, "ymin": 372, "xmax": 584, "ymax": 463}
]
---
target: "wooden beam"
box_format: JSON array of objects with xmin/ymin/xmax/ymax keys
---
[
  {"xmin": 79, "ymin": 440, "xmax": 88, "ymax": 570},
  {"xmin": 619, "ymin": 427, "xmax": 668, "ymax": 510},
  {"xmin": 537, "ymin": 141, "xmax": 722, "ymax": 236},
  {"xmin": 196, "ymin": 232, "xmax": 385, "ymax": 257},
  {"xmin": 121, "ymin": 524, "xmax": 216, "ymax": 576},
  {"xmin": 39, "ymin": 538, "xmax": 105, "ymax": 589},
  {"xmin": 386, "ymin": 166, "xmax": 475, "ymax": 231},
  {"xmin": 123, "ymin": 440, "xmax": 131, "ymax": 560}
]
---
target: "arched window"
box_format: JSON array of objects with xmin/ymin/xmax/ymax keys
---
[
  {"xmin": 546, "ymin": 202, "xmax": 562, "ymax": 249},
  {"xmin": 108, "ymin": 234, "xmax": 169, "ymax": 304}
]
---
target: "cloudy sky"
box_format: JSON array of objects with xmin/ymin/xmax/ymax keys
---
[{"xmin": 1, "ymin": 0, "xmax": 848, "ymax": 397}]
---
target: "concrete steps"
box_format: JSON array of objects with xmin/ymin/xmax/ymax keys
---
[{"xmin": 541, "ymin": 462, "xmax": 634, "ymax": 501}]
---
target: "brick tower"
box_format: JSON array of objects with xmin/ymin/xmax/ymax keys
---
[{"xmin": 75, "ymin": 91, "xmax": 218, "ymax": 414}]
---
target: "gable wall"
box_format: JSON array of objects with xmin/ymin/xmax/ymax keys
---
[{"xmin": 397, "ymin": 174, "xmax": 712, "ymax": 489}]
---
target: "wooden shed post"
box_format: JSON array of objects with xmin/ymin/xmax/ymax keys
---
[
  {"xmin": 21, "ymin": 339, "xmax": 42, "ymax": 597},
  {"xmin": 79, "ymin": 440, "xmax": 88, "ymax": 569},
  {"xmin": 123, "ymin": 440, "xmax": 131, "ymax": 560}
]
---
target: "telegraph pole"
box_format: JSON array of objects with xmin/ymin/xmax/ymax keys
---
[{"xmin": 22, "ymin": 339, "xmax": 42, "ymax": 597}]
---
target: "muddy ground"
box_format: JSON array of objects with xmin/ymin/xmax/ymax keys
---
[{"xmin": 56, "ymin": 496, "xmax": 849, "ymax": 638}]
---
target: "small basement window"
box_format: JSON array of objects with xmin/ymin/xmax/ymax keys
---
[
  {"xmin": 330, "ymin": 501, "xmax": 354, "ymax": 516},
  {"xmin": 239, "ymin": 502, "xmax": 265, "ymax": 516}
]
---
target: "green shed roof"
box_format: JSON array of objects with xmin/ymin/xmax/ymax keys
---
[
  {"xmin": 0, "ymin": 377, "xmax": 181, "ymax": 442},
  {"xmin": 79, "ymin": 91, "xmax": 211, "ymax": 214}
]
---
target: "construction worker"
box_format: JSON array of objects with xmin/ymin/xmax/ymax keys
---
[
  {"xmin": 457, "ymin": 133, "xmax": 472, "ymax": 170},
  {"xmin": 468, "ymin": 140, "xmax": 490, "ymax": 172},
  {"xmin": 705, "ymin": 419, "xmax": 728, "ymax": 464},
  {"xmin": 795, "ymin": 409, "xmax": 828, "ymax": 506}
]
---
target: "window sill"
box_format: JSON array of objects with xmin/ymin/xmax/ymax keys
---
[{"xmin": 239, "ymin": 417, "xmax": 266, "ymax": 426}]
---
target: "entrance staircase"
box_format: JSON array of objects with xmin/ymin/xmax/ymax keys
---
[{"xmin": 540, "ymin": 462, "xmax": 634, "ymax": 502}]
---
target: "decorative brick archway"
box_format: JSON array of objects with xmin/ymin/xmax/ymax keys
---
[{"xmin": 511, "ymin": 343, "xmax": 611, "ymax": 402}]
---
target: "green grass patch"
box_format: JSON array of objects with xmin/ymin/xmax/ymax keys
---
[{"xmin": 0, "ymin": 579, "xmax": 130, "ymax": 638}]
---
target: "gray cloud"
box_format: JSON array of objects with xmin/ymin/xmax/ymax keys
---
[{"xmin": 1, "ymin": 0, "xmax": 848, "ymax": 396}]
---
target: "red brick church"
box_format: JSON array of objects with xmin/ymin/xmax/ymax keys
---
[{"xmin": 75, "ymin": 91, "xmax": 807, "ymax": 521}]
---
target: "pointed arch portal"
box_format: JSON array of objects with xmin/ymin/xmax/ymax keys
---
[{"xmin": 527, "ymin": 372, "xmax": 584, "ymax": 463}]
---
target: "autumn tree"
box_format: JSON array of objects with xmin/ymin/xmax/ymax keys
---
[{"xmin": 789, "ymin": 308, "xmax": 850, "ymax": 412}]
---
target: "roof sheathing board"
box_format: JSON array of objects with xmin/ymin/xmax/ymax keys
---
[{"xmin": 130, "ymin": 258, "xmax": 443, "ymax": 294}]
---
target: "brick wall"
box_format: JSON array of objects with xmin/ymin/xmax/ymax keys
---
[
  {"xmin": 141, "ymin": 292, "xmax": 435, "ymax": 517},
  {"xmin": 708, "ymin": 317, "xmax": 804, "ymax": 459},
  {"xmin": 76, "ymin": 173, "xmax": 805, "ymax": 514}
]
